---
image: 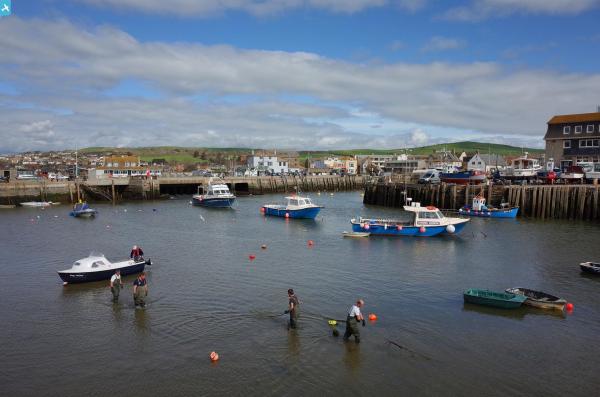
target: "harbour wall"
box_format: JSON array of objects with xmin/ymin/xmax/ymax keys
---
[
  {"xmin": 0, "ymin": 175, "xmax": 367, "ymax": 204},
  {"xmin": 363, "ymin": 182, "xmax": 600, "ymax": 221}
]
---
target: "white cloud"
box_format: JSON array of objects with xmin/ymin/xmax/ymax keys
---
[
  {"xmin": 1, "ymin": 18, "xmax": 600, "ymax": 152},
  {"xmin": 421, "ymin": 36, "xmax": 465, "ymax": 52},
  {"xmin": 409, "ymin": 128, "xmax": 429, "ymax": 145},
  {"xmin": 73, "ymin": 0, "xmax": 388, "ymax": 16},
  {"xmin": 443, "ymin": 0, "xmax": 599, "ymax": 21}
]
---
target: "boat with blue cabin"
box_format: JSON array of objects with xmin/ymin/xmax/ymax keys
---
[
  {"xmin": 58, "ymin": 253, "xmax": 151, "ymax": 284},
  {"xmin": 69, "ymin": 201, "xmax": 98, "ymax": 218},
  {"xmin": 351, "ymin": 201, "xmax": 469, "ymax": 237},
  {"xmin": 459, "ymin": 194, "xmax": 519, "ymax": 218},
  {"xmin": 262, "ymin": 195, "xmax": 322, "ymax": 219},
  {"xmin": 192, "ymin": 178, "xmax": 236, "ymax": 208}
]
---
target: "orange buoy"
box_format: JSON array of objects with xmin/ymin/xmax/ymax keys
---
[
  {"xmin": 261, "ymin": 244, "xmax": 267, "ymax": 250},
  {"xmin": 285, "ymin": 213, "xmax": 290, "ymax": 218},
  {"xmin": 307, "ymin": 240, "xmax": 314, "ymax": 247},
  {"xmin": 566, "ymin": 302, "xmax": 574, "ymax": 311},
  {"xmin": 260, "ymin": 207, "xmax": 265, "ymax": 213},
  {"xmin": 368, "ymin": 313, "xmax": 377, "ymax": 321},
  {"xmin": 209, "ymin": 351, "xmax": 219, "ymax": 362},
  {"xmin": 249, "ymin": 254, "xmax": 256, "ymax": 261}
]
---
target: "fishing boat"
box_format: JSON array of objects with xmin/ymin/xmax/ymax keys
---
[
  {"xmin": 69, "ymin": 202, "xmax": 98, "ymax": 218},
  {"xmin": 351, "ymin": 201, "xmax": 469, "ymax": 237},
  {"xmin": 459, "ymin": 194, "xmax": 519, "ymax": 218},
  {"xmin": 58, "ymin": 253, "xmax": 151, "ymax": 284},
  {"xmin": 560, "ymin": 165, "xmax": 585, "ymax": 183},
  {"xmin": 342, "ymin": 231, "xmax": 371, "ymax": 238},
  {"xmin": 20, "ymin": 201, "xmax": 59, "ymax": 207},
  {"xmin": 505, "ymin": 287, "xmax": 567, "ymax": 311},
  {"xmin": 500, "ymin": 154, "xmax": 542, "ymax": 180},
  {"xmin": 463, "ymin": 289, "xmax": 527, "ymax": 309},
  {"xmin": 192, "ymin": 178, "xmax": 236, "ymax": 208},
  {"xmin": 0, "ymin": 204, "xmax": 16, "ymax": 209},
  {"xmin": 261, "ymin": 195, "xmax": 322, "ymax": 219},
  {"xmin": 580, "ymin": 262, "xmax": 600, "ymax": 275},
  {"xmin": 440, "ymin": 170, "xmax": 486, "ymax": 185}
]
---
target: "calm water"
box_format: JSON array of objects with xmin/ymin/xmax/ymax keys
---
[{"xmin": 1, "ymin": 192, "xmax": 599, "ymax": 396}]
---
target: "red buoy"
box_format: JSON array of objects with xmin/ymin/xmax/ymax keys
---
[
  {"xmin": 419, "ymin": 226, "xmax": 426, "ymax": 233},
  {"xmin": 566, "ymin": 302, "xmax": 574, "ymax": 312},
  {"xmin": 285, "ymin": 213, "xmax": 290, "ymax": 218},
  {"xmin": 396, "ymin": 225, "xmax": 402, "ymax": 231},
  {"xmin": 307, "ymin": 240, "xmax": 314, "ymax": 247},
  {"xmin": 249, "ymin": 254, "xmax": 256, "ymax": 261},
  {"xmin": 364, "ymin": 224, "xmax": 370, "ymax": 230},
  {"xmin": 368, "ymin": 313, "xmax": 377, "ymax": 321},
  {"xmin": 260, "ymin": 207, "xmax": 265, "ymax": 213},
  {"xmin": 209, "ymin": 351, "xmax": 219, "ymax": 362}
]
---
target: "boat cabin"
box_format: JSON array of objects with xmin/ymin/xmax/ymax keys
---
[
  {"xmin": 403, "ymin": 202, "xmax": 446, "ymax": 225},
  {"xmin": 285, "ymin": 196, "xmax": 314, "ymax": 208},
  {"xmin": 472, "ymin": 195, "xmax": 486, "ymax": 211}
]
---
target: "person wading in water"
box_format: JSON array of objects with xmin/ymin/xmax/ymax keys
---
[
  {"xmin": 343, "ymin": 299, "xmax": 365, "ymax": 343},
  {"xmin": 133, "ymin": 272, "xmax": 148, "ymax": 308},
  {"xmin": 285, "ymin": 289, "xmax": 300, "ymax": 330},
  {"xmin": 110, "ymin": 270, "xmax": 123, "ymax": 302}
]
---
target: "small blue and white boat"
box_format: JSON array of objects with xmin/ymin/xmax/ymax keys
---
[
  {"xmin": 58, "ymin": 253, "xmax": 151, "ymax": 284},
  {"xmin": 192, "ymin": 178, "xmax": 236, "ymax": 208},
  {"xmin": 351, "ymin": 202, "xmax": 469, "ymax": 237},
  {"xmin": 459, "ymin": 195, "xmax": 519, "ymax": 218},
  {"xmin": 262, "ymin": 195, "xmax": 322, "ymax": 219},
  {"xmin": 69, "ymin": 202, "xmax": 98, "ymax": 217}
]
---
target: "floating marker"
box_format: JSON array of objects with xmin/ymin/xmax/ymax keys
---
[
  {"xmin": 566, "ymin": 303, "xmax": 574, "ymax": 312},
  {"xmin": 209, "ymin": 351, "xmax": 219, "ymax": 362},
  {"xmin": 419, "ymin": 226, "xmax": 426, "ymax": 233},
  {"xmin": 249, "ymin": 254, "xmax": 256, "ymax": 261},
  {"xmin": 368, "ymin": 313, "xmax": 377, "ymax": 321},
  {"xmin": 285, "ymin": 213, "xmax": 290, "ymax": 218},
  {"xmin": 261, "ymin": 244, "xmax": 267, "ymax": 250},
  {"xmin": 307, "ymin": 240, "xmax": 314, "ymax": 247}
]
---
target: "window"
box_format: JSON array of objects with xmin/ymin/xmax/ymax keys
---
[
  {"xmin": 563, "ymin": 140, "xmax": 571, "ymax": 149},
  {"xmin": 563, "ymin": 126, "xmax": 570, "ymax": 134},
  {"xmin": 587, "ymin": 125, "xmax": 595, "ymax": 133},
  {"xmin": 575, "ymin": 125, "xmax": 582, "ymax": 134},
  {"xmin": 579, "ymin": 139, "xmax": 599, "ymax": 148}
]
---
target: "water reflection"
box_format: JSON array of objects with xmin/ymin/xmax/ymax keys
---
[
  {"xmin": 343, "ymin": 342, "xmax": 361, "ymax": 372},
  {"xmin": 462, "ymin": 303, "xmax": 566, "ymax": 320}
]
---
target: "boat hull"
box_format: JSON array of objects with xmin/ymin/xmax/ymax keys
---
[
  {"xmin": 58, "ymin": 261, "xmax": 148, "ymax": 283},
  {"xmin": 263, "ymin": 206, "xmax": 321, "ymax": 219},
  {"xmin": 192, "ymin": 196, "xmax": 235, "ymax": 208},
  {"xmin": 463, "ymin": 289, "xmax": 526, "ymax": 309},
  {"xmin": 440, "ymin": 172, "xmax": 486, "ymax": 185},
  {"xmin": 459, "ymin": 207, "xmax": 519, "ymax": 218},
  {"xmin": 70, "ymin": 209, "xmax": 97, "ymax": 217},
  {"xmin": 351, "ymin": 220, "xmax": 468, "ymax": 236}
]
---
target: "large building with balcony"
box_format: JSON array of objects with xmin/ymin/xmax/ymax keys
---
[{"xmin": 544, "ymin": 112, "xmax": 600, "ymax": 168}]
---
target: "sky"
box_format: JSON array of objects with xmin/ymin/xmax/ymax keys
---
[{"xmin": 1, "ymin": 0, "xmax": 600, "ymax": 152}]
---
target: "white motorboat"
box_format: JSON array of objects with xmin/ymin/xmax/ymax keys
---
[
  {"xmin": 20, "ymin": 201, "xmax": 60, "ymax": 207},
  {"xmin": 58, "ymin": 253, "xmax": 151, "ymax": 284},
  {"xmin": 500, "ymin": 154, "xmax": 542, "ymax": 179}
]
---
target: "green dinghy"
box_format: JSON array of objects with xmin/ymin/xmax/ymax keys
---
[{"xmin": 463, "ymin": 289, "xmax": 527, "ymax": 309}]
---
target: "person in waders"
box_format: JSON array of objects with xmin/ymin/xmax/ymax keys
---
[
  {"xmin": 285, "ymin": 289, "xmax": 300, "ymax": 330},
  {"xmin": 133, "ymin": 272, "xmax": 148, "ymax": 308},
  {"xmin": 130, "ymin": 245, "xmax": 144, "ymax": 261},
  {"xmin": 110, "ymin": 270, "xmax": 123, "ymax": 302},
  {"xmin": 343, "ymin": 299, "xmax": 365, "ymax": 343}
]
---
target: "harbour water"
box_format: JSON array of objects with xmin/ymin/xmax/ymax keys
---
[{"xmin": 1, "ymin": 192, "xmax": 599, "ymax": 396}]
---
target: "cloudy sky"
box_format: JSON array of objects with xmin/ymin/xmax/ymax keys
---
[{"xmin": 1, "ymin": 0, "xmax": 600, "ymax": 152}]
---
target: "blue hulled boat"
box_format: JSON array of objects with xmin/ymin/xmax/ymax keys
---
[
  {"xmin": 69, "ymin": 202, "xmax": 98, "ymax": 217},
  {"xmin": 440, "ymin": 170, "xmax": 486, "ymax": 185},
  {"xmin": 351, "ymin": 202, "xmax": 469, "ymax": 237},
  {"xmin": 58, "ymin": 253, "xmax": 151, "ymax": 284},
  {"xmin": 459, "ymin": 195, "xmax": 519, "ymax": 218},
  {"xmin": 192, "ymin": 178, "xmax": 236, "ymax": 208},
  {"xmin": 262, "ymin": 195, "xmax": 322, "ymax": 219}
]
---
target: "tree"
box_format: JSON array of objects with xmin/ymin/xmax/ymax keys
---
[{"xmin": 193, "ymin": 150, "xmax": 200, "ymax": 158}]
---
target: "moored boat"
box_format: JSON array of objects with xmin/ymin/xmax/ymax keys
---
[
  {"xmin": 500, "ymin": 154, "xmax": 542, "ymax": 180},
  {"xmin": 463, "ymin": 289, "xmax": 527, "ymax": 309},
  {"xmin": 459, "ymin": 194, "xmax": 519, "ymax": 218},
  {"xmin": 342, "ymin": 231, "xmax": 370, "ymax": 238},
  {"xmin": 351, "ymin": 202, "xmax": 469, "ymax": 237},
  {"xmin": 440, "ymin": 170, "xmax": 486, "ymax": 185},
  {"xmin": 20, "ymin": 201, "xmax": 59, "ymax": 207},
  {"xmin": 560, "ymin": 165, "xmax": 585, "ymax": 183},
  {"xmin": 69, "ymin": 202, "xmax": 98, "ymax": 218},
  {"xmin": 505, "ymin": 287, "xmax": 566, "ymax": 311},
  {"xmin": 580, "ymin": 261, "xmax": 600, "ymax": 275},
  {"xmin": 58, "ymin": 253, "xmax": 151, "ymax": 284},
  {"xmin": 262, "ymin": 195, "xmax": 322, "ymax": 219},
  {"xmin": 192, "ymin": 178, "xmax": 236, "ymax": 208},
  {"xmin": 0, "ymin": 204, "xmax": 16, "ymax": 209}
]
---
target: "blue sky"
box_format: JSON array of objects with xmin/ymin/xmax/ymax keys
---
[{"xmin": 1, "ymin": 0, "xmax": 600, "ymax": 151}]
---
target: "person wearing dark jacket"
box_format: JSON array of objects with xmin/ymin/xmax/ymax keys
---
[
  {"xmin": 343, "ymin": 299, "xmax": 365, "ymax": 343},
  {"xmin": 285, "ymin": 289, "xmax": 300, "ymax": 329},
  {"xmin": 133, "ymin": 272, "xmax": 148, "ymax": 308},
  {"xmin": 130, "ymin": 245, "xmax": 144, "ymax": 261}
]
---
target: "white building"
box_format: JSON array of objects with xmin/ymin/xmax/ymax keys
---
[
  {"xmin": 247, "ymin": 154, "xmax": 288, "ymax": 175},
  {"xmin": 467, "ymin": 153, "xmax": 486, "ymax": 172}
]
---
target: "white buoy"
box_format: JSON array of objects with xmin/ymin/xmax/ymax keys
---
[{"xmin": 446, "ymin": 224, "xmax": 456, "ymax": 234}]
